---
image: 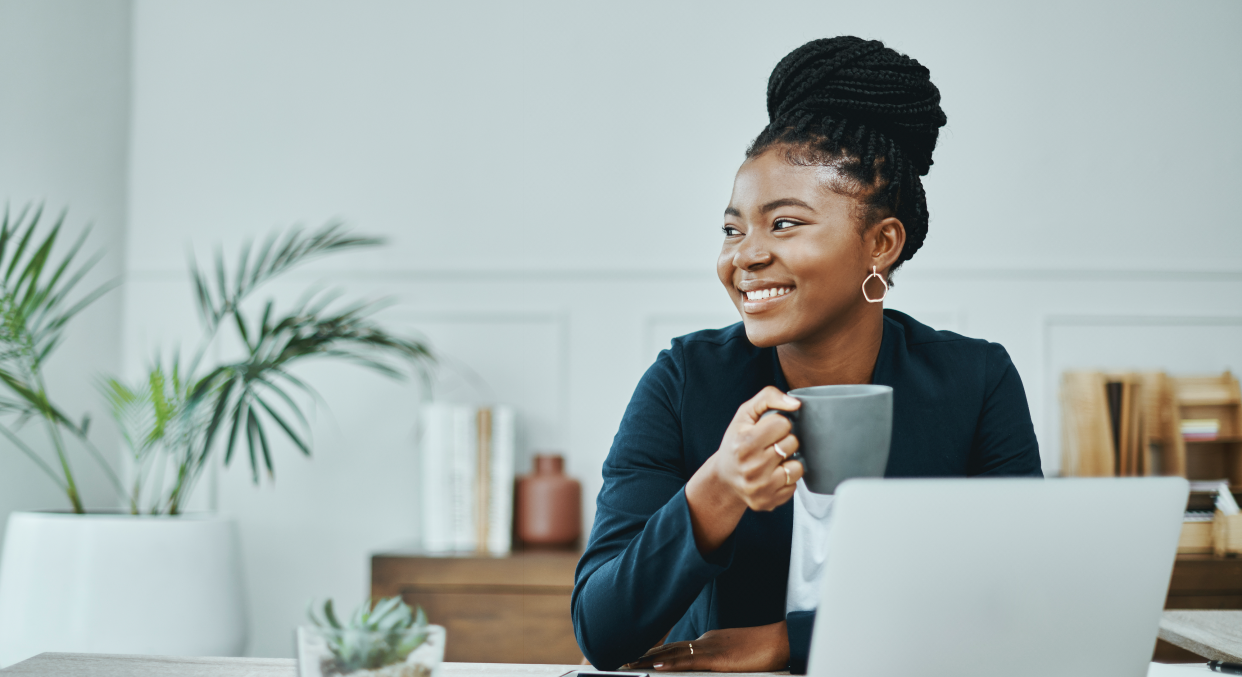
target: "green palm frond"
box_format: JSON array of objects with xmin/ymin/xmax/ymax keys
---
[
  {"xmin": 0, "ymin": 204, "xmax": 120, "ymax": 513},
  {"xmin": 0, "ymin": 206, "xmax": 116, "ymax": 371},
  {"xmin": 102, "ymin": 354, "xmax": 215, "ymax": 514},
  {"xmin": 99, "ymin": 222, "xmax": 432, "ymax": 514},
  {"xmin": 185, "ymin": 285, "xmax": 432, "ymax": 486},
  {"xmin": 100, "ymin": 377, "xmax": 156, "ymax": 454},
  {"xmin": 190, "ymin": 221, "xmax": 380, "ymax": 333},
  {"xmin": 99, "ymin": 222, "xmax": 434, "ymax": 513}
]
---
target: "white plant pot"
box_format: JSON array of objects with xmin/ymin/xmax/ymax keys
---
[{"xmin": 0, "ymin": 511, "xmax": 248, "ymax": 667}]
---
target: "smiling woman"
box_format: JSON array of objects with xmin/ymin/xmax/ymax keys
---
[{"xmin": 571, "ymin": 36, "xmax": 1042, "ymax": 673}]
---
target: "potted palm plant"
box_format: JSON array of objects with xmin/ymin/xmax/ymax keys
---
[{"xmin": 0, "ymin": 206, "xmax": 432, "ymax": 666}]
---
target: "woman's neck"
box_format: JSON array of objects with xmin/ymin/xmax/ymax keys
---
[{"xmin": 776, "ymin": 305, "xmax": 885, "ymax": 391}]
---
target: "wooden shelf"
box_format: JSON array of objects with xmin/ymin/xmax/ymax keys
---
[
  {"xmin": 371, "ymin": 549, "xmax": 582, "ymax": 664},
  {"xmin": 1173, "ymin": 373, "xmax": 1242, "ymax": 486}
]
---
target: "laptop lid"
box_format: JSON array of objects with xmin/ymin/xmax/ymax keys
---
[{"xmin": 807, "ymin": 477, "xmax": 1188, "ymax": 677}]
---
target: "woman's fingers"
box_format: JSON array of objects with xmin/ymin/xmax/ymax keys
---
[
  {"xmin": 774, "ymin": 458, "xmax": 804, "ymax": 491},
  {"xmin": 708, "ymin": 386, "xmax": 805, "ymax": 515},
  {"xmin": 755, "ymin": 456, "xmax": 803, "ymax": 511},
  {"xmin": 640, "ymin": 641, "xmax": 702, "ymax": 671},
  {"xmin": 771, "ymin": 432, "xmax": 799, "ymax": 461},
  {"xmin": 623, "ymin": 643, "xmax": 686, "ymax": 669},
  {"xmin": 741, "ymin": 385, "xmax": 800, "ymax": 424},
  {"xmin": 729, "ymin": 455, "xmax": 804, "ymax": 513},
  {"xmin": 626, "ymin": 624, "xmax": 791, "ymax": 672},
  {"xmin": 745, "ymin": 414, "xmax": 793, "ymax": 462},
  {"xmin": 651, "ymin": 650, "xmax": 698, "ymax": 671}
]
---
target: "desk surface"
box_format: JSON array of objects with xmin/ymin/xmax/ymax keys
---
[
  {"xmin": 0, "ymin": 654, "xmax": 785, "ymax": 677},
  {"xmin": 1160, "ymin": 610, "xmax": 1242, "ymax": 662},
  {"xmin": 0, "ymin": 653, "xmax": 1215, "ymax": 677}
]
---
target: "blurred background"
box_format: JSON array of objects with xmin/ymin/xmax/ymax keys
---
[{"xmin": 0, "ymin": 0, "xmax": 1239, "ymax": 661}]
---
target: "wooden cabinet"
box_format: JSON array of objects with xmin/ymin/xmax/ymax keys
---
[
  {"xmin": 1166, "ymin": 554, "xmax": 1242, "ymax": 609},
  {"xmin": 1155, "ymin": 554, "xmax": 1242, "ymax": 662},
  {"xmin": 1173, "ymin": 373, "xmax": 1242, "ymax": 484},
  {"xmin": 371, "ymin": 550, "xmax": 582, "ymax": 664}
]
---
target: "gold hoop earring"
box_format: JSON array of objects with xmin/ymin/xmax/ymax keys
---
[{"xmin": 862, "ymin": 265, "xmax": 887, "ymax": 304}]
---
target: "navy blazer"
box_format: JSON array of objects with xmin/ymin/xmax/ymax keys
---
[{"xmin": 572, "ymin": 310, "xmax": 1043, "ymax": 672}]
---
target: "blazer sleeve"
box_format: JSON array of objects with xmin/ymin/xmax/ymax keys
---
[
  {"xmin": 967, "ymin": 343, "xmax": 1043, "ymax": 477},
  {"xmin": 572, "ymin": 343, "xmax": 736, "ymax": 670}
]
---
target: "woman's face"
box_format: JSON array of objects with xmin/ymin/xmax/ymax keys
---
[{"xmin": 717, "ymin": 149, "xmax": 895, "ymax": 348}]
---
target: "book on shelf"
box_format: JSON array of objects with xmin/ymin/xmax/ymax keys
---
[
  {"xmin": 419, "ymin": 403, "xmax": 516, "ymax": 554},
  {"xmin": 1188, "ymin": 479, "xmax": 1231, "ymax": 493},
  {"xmin": 1181, "ymin": 418, "xmax": 1220, "ymax": 441}
]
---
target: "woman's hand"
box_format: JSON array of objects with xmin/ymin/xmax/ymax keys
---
[
  {"xmin": 685, "ymin": 386, "xmax": 804, "ymax": 555},
  {"xmin": 623, "ymin": 621, "xmax": 790, "ymax": 672}
]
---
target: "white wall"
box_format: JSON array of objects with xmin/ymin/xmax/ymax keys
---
[
  {"xmin": 123, "ymin": 0, "xmax": 1242, "ymax": 657},
  {"xmin": 0, "ymin": 1, "xmax": 130, "ymax": 539}
]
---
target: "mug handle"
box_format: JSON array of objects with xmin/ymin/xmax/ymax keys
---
[{"xmin": 759, "ymin": 408, "xmax": 803, "ymax": 464}]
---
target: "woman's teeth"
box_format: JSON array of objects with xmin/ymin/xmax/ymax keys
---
[{"xmin": 745, "ymin": 287, "xmax": 792, "ymax": 301}]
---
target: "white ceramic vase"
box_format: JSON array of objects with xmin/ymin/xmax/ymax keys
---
[{"xmin": 0, "ymin": 511, "xmax": 248, "ymax": 667}]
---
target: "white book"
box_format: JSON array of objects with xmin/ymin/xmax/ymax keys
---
[
  {"xmin": 450, "ymin": 405, "xmax": 478, "ymax": 552},
  {"xmin": 419, "ymin": 404, "xmax": 454, "ymax": 552},
  {"xmin": 487, "ymin": 406, "xmax": 516, "ymax": 554}
]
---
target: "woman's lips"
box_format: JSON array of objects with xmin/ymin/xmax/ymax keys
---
[{"xmin": 740, "ymin": 286, "xmax": 794, "ymax": 313}]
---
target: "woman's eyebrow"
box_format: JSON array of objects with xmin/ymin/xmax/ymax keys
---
[
  {"xmin": 724, "ymin": 198, "xmax": 814, "ymax": 218},
  {"xmin": 760, "ymin": 198, "xmax": 815, "ymax": 214}
]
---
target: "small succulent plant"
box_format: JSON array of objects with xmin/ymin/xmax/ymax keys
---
[{"xmin": 309, "ymin": 596, "xmax": 430, "ymax": 674}]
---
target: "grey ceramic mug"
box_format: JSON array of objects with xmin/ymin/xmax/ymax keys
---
[{"xmin": 768, "ymin": 384, "xmax": 893, "ymax": 495}]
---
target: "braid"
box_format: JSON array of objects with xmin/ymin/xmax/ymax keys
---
[{"xmin": 747, "ymin": 36, "xmax": 948, "ymax": 279}]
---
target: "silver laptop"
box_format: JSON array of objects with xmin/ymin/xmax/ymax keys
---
[{"xmin": 808, "ymin": 477, "xmax": 1188, "ymax": 677}]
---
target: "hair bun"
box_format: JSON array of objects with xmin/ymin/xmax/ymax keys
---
[{"xmin": 766, "ymin": 36, "xmax": 947, "ymax": 174}]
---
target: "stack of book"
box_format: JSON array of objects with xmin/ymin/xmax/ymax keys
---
[
  {"xmin": 419, "ymin": 404, "xmax": 516, "ymax": 554},
  {"xmin": 1181, "ymin": 419, "xmax": 1220, "ymax": 442}
]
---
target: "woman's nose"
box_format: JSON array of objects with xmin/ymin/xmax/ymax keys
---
[{"xmin": 733, "ymin": 236, "xmax": 773, "ymax": 271}]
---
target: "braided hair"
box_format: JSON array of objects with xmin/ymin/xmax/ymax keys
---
[{"xmin": 747, "ymin": 36, "xmax": 948, "ymax": 279}]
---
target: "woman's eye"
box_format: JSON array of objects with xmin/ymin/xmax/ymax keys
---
[
  {"xmin": 773, "ymin": 219, "xmax": 798, "ymax": 231},
  {"xmin": 722, "ymin": 225, "xmax": 741, "ymax": 236}
]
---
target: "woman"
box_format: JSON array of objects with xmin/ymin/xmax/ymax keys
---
[{"xmin": 571, "ymin": 36, "xmax": 1042, "ymax": 673}]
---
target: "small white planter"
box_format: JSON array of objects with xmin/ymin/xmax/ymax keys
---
[
  {"xmin": 297, "ymin": 625, "xmax": 447, "ymax": 677},
  {"xmin": 0, "ymin": 511, "xmax": 248, "ymax": 667}
]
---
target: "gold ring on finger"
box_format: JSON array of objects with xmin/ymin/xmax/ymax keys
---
[
  {"xmin": 783, "ymin": 464, "xmax": 792, "ymax": 486},
  {"xmin": 773, "ymin": 442, "xmax": 787, "ymax": 459},
  {"xmin": 689, "ymin": 643, "xmax": 694, "ymax": 655}
]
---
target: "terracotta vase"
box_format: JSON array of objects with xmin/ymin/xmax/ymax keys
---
[{"xmin": 515, "ymin": 454, "xmax": 581, "ymax": 547}]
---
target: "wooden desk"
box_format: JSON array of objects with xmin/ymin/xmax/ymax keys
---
[
  {"xmin": 371, "ymin": 550, "xmax": 581, "ymax": 664},
  {"xmin": 0, "ymin": 654, "xmax": 784, "ymax": 677},
  {"xmin": 1159, "ymin": 610, "xmax": 1242, "ymax": 662},
  {"xmin": 1155, "ymin": 555, "xmax": 1242, "ymax": 662},
  {"xmin": 0, "ymin": 653, "xmax": 1202, "ymax": 676}
]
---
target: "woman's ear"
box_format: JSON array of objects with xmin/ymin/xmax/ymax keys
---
[{"xmin": 869, "ymin": 217, "xmax": 906, "ymax": 276}]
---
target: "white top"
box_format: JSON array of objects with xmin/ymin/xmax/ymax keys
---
[{"xmin": 785, "ymin": 479, "xmax": 835, "ymax": 615}]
